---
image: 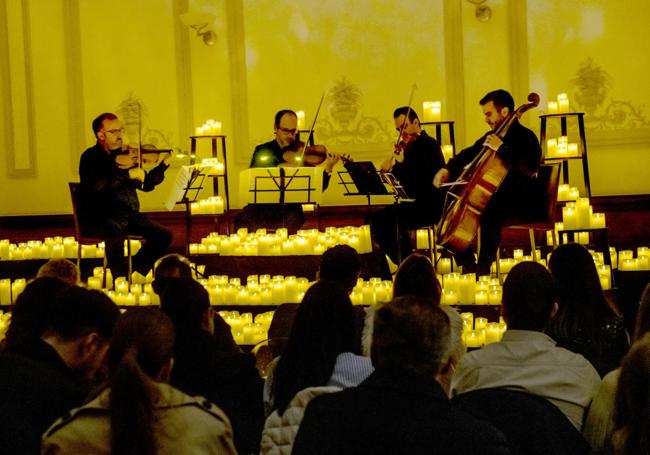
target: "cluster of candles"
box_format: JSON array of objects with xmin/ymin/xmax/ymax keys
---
[
  {"xmin": 199, "ymin": 158, "xmax": 225, "ymax": 176},
  {"xmin": 561, "ymin": 198, "xmax": 607, "ymax": 230},
  {"xmin": 202, "ymin": 275, "xmax": 311, "ymax": 305},
  {"xmin": 546, "ymin": 136, "xmax": 580, "ymax": 159},
  {"xmin": 618, "ymin": 247, "xmax": 650, "ymax": 271},
  {"xmin": 194, "ymin": 119, "xmax": 222, "ymax": 136},
  {"xmin": 190, "ymin": 196, "xmax": 225, "ymax": 215},
  {"xmin": 0, "ymin": 237, "xmax": 142, "ymax": 261},
  {"xmin": 441, "ymin": 273, "xmax": 503, "ymax": 306},
  {"xmin": 189, "ymin": 226, "xmax": 373, "ymax": 256},
  {"xmin": 547, "ymin": 93, "xmax": 571, "ymax": 114},
  {"xmin": 422, "ymin": 101, "xmax": 442, "ymax": 122},
  {"xmin": 461, "ymin": 313, "xmax": 507, "ymax": 348},
  {"xmin": 0, "ymin": 278, "xmax": 26, "ymax": 305},
  {"xmin": 557, "ymin": 184, "xmax": 580, "ymax": 202},
  {"xmin": 219, "ymin": 311, "xmax": 274, "ymax": 345}
]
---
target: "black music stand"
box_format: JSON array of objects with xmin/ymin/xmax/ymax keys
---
[{"xmin": 174, "ymin": 167, "xmax": 207, "ymax": 256}]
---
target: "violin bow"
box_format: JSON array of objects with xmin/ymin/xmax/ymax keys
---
[
  {"xmin": 299, "ymin": 92, "xmax": 325, "ymax": 161},
  {"xmin": 394, "ymin": 83, "xmax": 417, "ymax": 149}
]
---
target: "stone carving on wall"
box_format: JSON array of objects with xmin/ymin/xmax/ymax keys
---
[
  {"xmin": 117, "ymin": 95, "xmax": 174, "ymax": 148},
  {"xmin": 570, "ymin": 58, "xmax": 650, "ymax": 130},
  {"xmin": 314, "ymin": 77, "xmax": 393, "ymax": 145}
]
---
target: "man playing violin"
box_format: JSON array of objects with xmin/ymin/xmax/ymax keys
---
[
  {"xmin": 235, "ymin": 109, "xmax": 339, "ymax": 233},
  {"xmin": 369, "ymin": 107, "xmax": 446, "ymax": 266},
  {"xmin": 433, "ymin": 89, "xmax": 543, "ymax": 276},
  {"xmin": 78, "ymin": 112, "xmax": 172, "ymax": 279}
]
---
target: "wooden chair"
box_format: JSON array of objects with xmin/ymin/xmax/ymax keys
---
[
  {"xmin": 68, "ymin": 182, "xmax": 107, "ymax": 286},
  {"xmin": 496, "ymin": 163, "xmax": 561, "ymax": 276}
]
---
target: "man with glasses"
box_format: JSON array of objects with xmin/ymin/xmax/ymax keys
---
[
  {"xmin": 235, "ymin": 109, "xmax": 338, "ymax": 233},
  {"xmin": 78, "ymin": 112, "xmax": 172, "ymax": 279}
]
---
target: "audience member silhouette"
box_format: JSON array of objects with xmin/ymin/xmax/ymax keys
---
[
  {"xmin": 451, "ymin": 261, "xmax": 601, "ymax": 430},
  {"xmin": 609, "ymin": 333, "xmax": 650, "ymax": 455},
  {"xmin": 583, "ymin": 282, "xmax": 650, "ymax": 450},
  {"xmin": 293, "ymin": 296, "xmax": 510, "ymax": 454},
  {"xmin": 36, "ymin": 259, "xmax": 80, "ymax": 285},
  {"xmin": 0, "ymin": 286, "xmax": 119, "ymax": 454},
  {"xmin": 547, "ymin": 243, "xmax": 629, "ymax": 376},
  {"xmin": 161, "ymin": 278, "xmax": 263, "ymax": 455},
  {"xmin": 2, "ymin": 277, "xmax": 71, "ymax": 352},
  {"xmin": 261, "ymin": 280, "xmax": 372, "ymax": 454},
  {"xmin": 42, "ymin": 308, "xmax": 237, "ymax": 454}
]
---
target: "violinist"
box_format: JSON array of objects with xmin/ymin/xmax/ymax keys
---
[
  {"xmin": 78, "ymin": 112, "xmax": 172, "ymax": 279},
  {"xmin": 369, "ymin": 107, "xmax": 445, "ymax": 266},
  {"xmin": 433, "ymin": 89, "xmax": 543, "ymax": 276},
  {"xmin": 235, "ymin": 109, "xmax": 340, "ymax": 233}
]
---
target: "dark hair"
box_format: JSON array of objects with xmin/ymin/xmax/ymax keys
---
[
  {"xmin": 502, "ymin": 262, "xmax": 556, "ymax": 331},
  {"xmin": 547, "ymin": 243, "xmax": 619, "ymax": 345},
  {"xmin": 611, "ymin": 333, "xmax": 650, "ymax": 455},
  {"xmin": 152, "ymin": 254, "xmax": 193, "ymax": 296},
  {"xmin": 393, "ymin": 106, "xmax": 419, "ymax": 122},
  {"xmin": 37, "ymin": 259, "xmax": 80, "ymax": 285},
  {"xmin": 160, "ymin": 277, "xmax": 209, "ymax": 335},
  {"xmin": 274, "ymin": 109, "xmax": 297, "ymax": 127},
  {"xmin": 108, "ymin": 308, "xmax": 175, "ymax": 455},
  {"xmin": 4, "ymin": 277, "xmax": 71, "ymax": 349},
  {"xmin": 372, "ymin": 296, "xmax": 450, "ymax": 375},
  {"xmin": 634, "ymin": 283, "xmax": 650, "ymax": 341},
  {"xmin": 271, "ymin": 280, "xmax": 357, "ymax": 414},
  {"xmin": 480, "ymin": 89, "xmax": 515, "ymax": 111},
  {"xmin": 92, "ymin": 112, "xmax": 118, "ymax": 137},
  {"xmin": 392, "ymin": 253, "xmax": 442, "ymax": 303},
  {"xmin": 45, "ymin": 286, "xmax": 120, "ymax": 340},
  {"xmin": 318, "ymin": 245, "xmax": 361, "ymax": 293}
]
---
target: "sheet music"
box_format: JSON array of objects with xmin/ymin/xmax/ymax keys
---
[{"xmin": 163, "ymin": 165, "xmax": 194, "ymax": 211}]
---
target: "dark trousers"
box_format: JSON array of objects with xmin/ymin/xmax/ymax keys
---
[
  {"xmin": 369, "ymin": 202, "xmax": 436, "ymax": 265},
  {"xmin": 94, "ymin": 212, "xmax": 172, "ymax": 278}
]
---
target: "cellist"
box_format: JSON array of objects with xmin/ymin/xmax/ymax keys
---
[{"xmin": 433, "ymin": 89, "xmax": 543, "ymax": 276}]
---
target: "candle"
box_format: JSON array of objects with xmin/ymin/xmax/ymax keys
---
[
  {"xmin": 442, "ymin": 290, "xmax": 458, "ymax": 305},
  {"xmin": 557, "ymin": 184, "xmax": 570, "ymax": 202},
  {"xmin": 474, "ymin": 317, "xmax": 488, "ymax": 330},
  {"xmin": 513, "ymin": 249, "xmax": 524, "ymax": 261},
  {"xmin": 87, "ymin": 276, "xmax": 102, "ymax": 290},
  {"xmin": 547, "ymin": 101, "xmax": 558, "ymax": 114},
  {"xmin": 423, "ymin": 101, "xmax": 442, "ymax": 122},
  {"xmin": 458, "ymin": 274, "xmax": 476, "ymax": 304},
  {"xmin": 562, "ymin": 206, "xmax": 577, "ymax": 230},
  {"xmin": 488, "ymin": 289, "xmax": 502, "ymax": 305},
  {"xmin": 557, "ymin": 93, "xmax": 570, "ymax": 113},
  {"xmin": 0, "ymin": 279, "xmax": 11, "ymax": 305},
  {"xmin": 437, "ymin": 258, "xmax": 452, "ymax": 275},
  {"xmin": 465, "ymin": 330, "xmax": 484, "ymax": 348},
  {"xmin": 568, "ymin": 143, "xmax": 579, "ymax": 156},
  {"xmin": 11, "ymin": 279, "xmax": 27, "ymax": 303},
  {"xmin": 442, "ymin": 144, "xmax": 454, "ymax": 162},
  {"xmin": 416, "ymin": 229, "xmax": 432, "ymax": 250},
  {"xmin": 474, "ymin": 290, "xmax": 488, "ymax": 305},
  {"xmin": 575, "ymin": 198, "xmax": 591, "ymax": 229},
  {"xmin": 296, "ymin": 110, "xmax": 305, "ymax": 130},
  {"xmin": 546, "ymin": 138, "xmax": 557, "ymax": 158},
  {"xmin": 485, "ymin": 322, "xmax": 502, "ymax": 344},
  {"xmin": 590, "ymin": 213, "xmax": 606, "ymax": 229}
]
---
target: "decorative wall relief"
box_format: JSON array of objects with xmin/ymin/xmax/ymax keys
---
[
  {"xmin": 570, "ymin": 58, "xmax": 650, "ymax": 130},
  {"xmin": 117, "ymin": 95, "xmax": 174, "ymax": 149},
  {"xmin": 315, "ymin": 77, "xmax": 393, "ymax": 145}
]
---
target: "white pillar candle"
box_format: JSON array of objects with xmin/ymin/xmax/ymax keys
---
[
  {"xmin": 422, "ymin": 101, "xmax": 441, "ymax": 122},
  {"xmin": 590, "ymin": 213, "xmax": 606, "ymax": 229},
  {"xmin": 87, "ymin": 276, "xmax": 102, "ymax": 290},
  {"xmin": 575, "ymin": 198, "xmax": 591, "ymax": 229},
  {"xmin": 485, "ymin": 322, "xmax": 502, "ymax": 344},
  {"xmin": 458, "ymin": 274, "xmax": 476, "ymax": 304},
  {"xmin": 11, "ymin": 279, "xmax": 26, "ymax": 303},
  {"xmin": 474, "ymin": 291, "xmax": 489, "ymax": 305},
  {"xmin": 465, "ymin": 330, "xmax": 484, "ymax": 348},
  {"xmin": 474, "ymin": 317, "xmax": 488, "ymax": 331},
  {"xmin": 442, "ymin": 290, "xmax": 458, "ymax": 305},
  {"xmin": 442, "ymin": 145, "xmax": 454, "ymax": 162},
  {"xmin": 488, "ymin": 289, "xmax": 502, "ymax": 305},
  {"xmin": 557, "ymin": 93, "xmax": 570, "ymax": 113},
  {"xmin": 562, "ymin": 206, "xmax": 577, "ymax": 230},
  {"xmin": 546, "ymin": 138, "xmax": 557, "ymax": 158},
  {"xmin": 547, "ymin": 101, "xmax": 558, "ymax": 114},
  {"xmin": 0, "ymin": 279, "xmax": 11, "ymax": 305}
]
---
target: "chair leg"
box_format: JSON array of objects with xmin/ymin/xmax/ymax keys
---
[
  {"xmin": 127, "ymin": 238, "xmax": 133, "ymax": 289},
  {"xmin": 529, "ymin": 229, "xmax": 537, "ymax": 262},
  {"xmin": 495, "ymin": 247, "xmax": 501, "ymax": 281}
]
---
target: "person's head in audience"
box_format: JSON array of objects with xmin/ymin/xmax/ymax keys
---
[
  {"xmin": 317, "ymin": 245, "xmax": 361, "ymax": 294},
  {"xmin": 501, "ymin": 261, "xmax": 557, "ymax": 331},
  {"xmin": 152, "ymin": 253, "xmax": 193, "ymax": 296},
  {"xmin": 36, "ymin": 258, "xmax": 80, "ymax": 285},
  {"xmin": 42, "ymin": 286, "xmax": 120, "ymax": 383},
  {"xmin": 271, "ymin": 280, "xmax": 357, "ymax": 414},
  {"xmin": 371, "ymin": 295, "xmax": 451, "ymax": 380},
  {"xmin": 3, "ymin": 277, "xmax": 71, "ymax": 350},
  {"xmin": 107, "ymin": 308, "xmax": 176, "ymax": 455},
  {"xmin": 548, "ymin": 242, "xmax": 619, "ymax": 338},
  {"xmin": 634, "ymin": 283, "xmax": 650, "ymax": 341},
  {"xmin": 610, "ymin": 333, "xmax": 650, "ymax": 455},
  {"xmin": 160, "ymin": 277, "xmax": 237, "ymax": 352},
  {"xmin": 392, "ymin": 253, "xmax": 441, "ymax": 302}
]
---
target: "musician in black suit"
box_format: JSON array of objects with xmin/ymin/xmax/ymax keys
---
[{"xmin": 433, "ymin": 89, "xmax": 543, "ymax": 276}]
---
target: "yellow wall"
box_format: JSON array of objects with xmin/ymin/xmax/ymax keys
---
[{"xmin": 1, "ymin": 0, "xmax": 649, "ymax": 216}]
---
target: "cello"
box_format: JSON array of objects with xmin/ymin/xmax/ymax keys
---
[{"xmin": 436, "ymin": 92, "xmax": 540, "ymax": 253}]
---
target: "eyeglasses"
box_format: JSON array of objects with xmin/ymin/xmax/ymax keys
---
[
  {"xmin": 102, "ymin": 128, "xmax": 124, "ymax": 135},
  {"xmin": 277, "ymin": 127, "xmax": 297, "ymax": 135}
]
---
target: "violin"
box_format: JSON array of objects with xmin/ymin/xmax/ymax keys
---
[
  {"xmin": 281, "ymin": 140, "xmax": 350, "ymax": 167},
  {"xmin": 114, "ymin": 144, "xmax": 172, "ymax": 170}
]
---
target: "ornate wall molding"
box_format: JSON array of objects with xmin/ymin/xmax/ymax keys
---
[
  {"xmin": 62, "ymin": 0, "xmax": 85, "ymax": 174},
  {"xmin": 1, "ymin": 0, "xmax": 36, "ymax": 177}
]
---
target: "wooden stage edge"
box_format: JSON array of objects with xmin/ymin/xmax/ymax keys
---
[{"xmin": 1, "ymin": 194, "xmax": 650, "ymax": 252}]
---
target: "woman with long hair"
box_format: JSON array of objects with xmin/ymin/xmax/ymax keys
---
[
  {"xmin": 261, "ymin": 280, "xmax": 372, "ymax": 454},
  {"xmin": 42, "ymin": 308, "xmax": 236, "ymax": 454},
  {"xmin": 547, "ymin": 243, "xmax": 629, "ymax": 376}
]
